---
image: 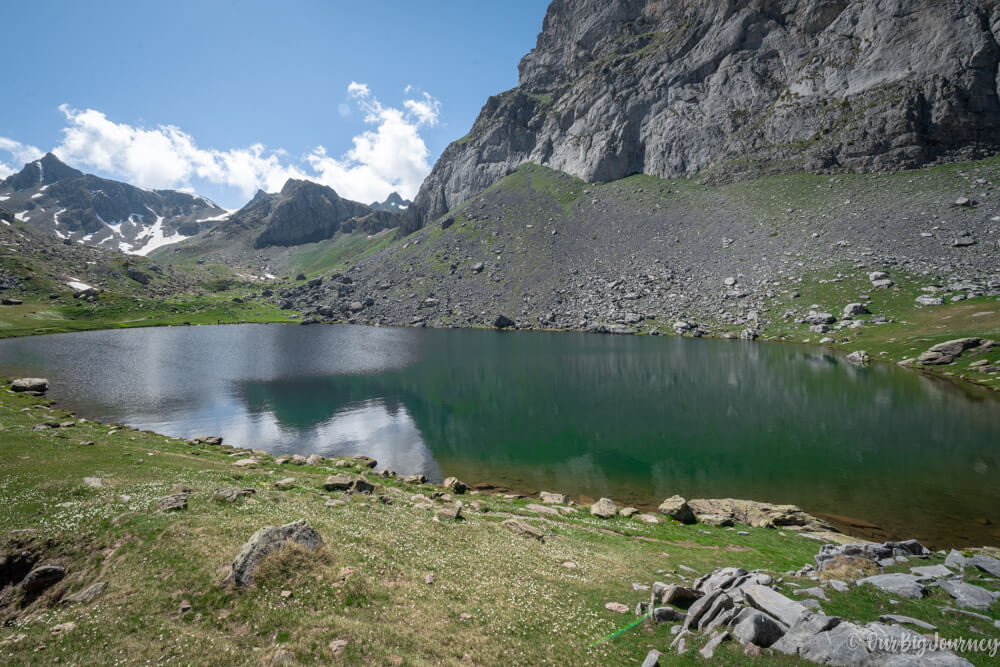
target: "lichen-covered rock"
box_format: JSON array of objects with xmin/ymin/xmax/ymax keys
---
[{"xmin": 224, "ymin": 520, "xmax": 324, "ymax": 587}]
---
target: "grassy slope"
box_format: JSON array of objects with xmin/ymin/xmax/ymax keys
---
[
  {"xmin": 1, "ymin": 388, "xmax": 998, "ymax": 665},
  {"xmin": 0, "ymin": 220, "xmax": 295, "ymax": 339}
]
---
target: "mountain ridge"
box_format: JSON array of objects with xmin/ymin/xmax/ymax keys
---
[
  {"xmin": 0, "ymin": 153, "xmax": 227, "ymax": 255},
  {"xmin": 401, "ymin": 0, "xmax": 1000, "ymax": 234}
]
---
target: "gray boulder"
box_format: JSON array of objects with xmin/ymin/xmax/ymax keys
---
[
  {"xmin": 938, "ymin": 580, "xmax": 999, "ymax": 611},
  {"xmin": 741, "ymin": 584, "xmax": 809, "ymax": 627},
  {"xmin": 730, "ymin": 607, "xmax": 785, "ymax": 648},
  {"xmin": 20, "ymin": 565, "xmax": 65, "ymax": 593},
  {"xmin": 213, "ymin": 487, "xmax": 255, "ymax": 503},
  {"xmin": 225, "ymin": 520, "xmax": 324, "ymax": 587},
  {"xmin": 11, "ymin": 378, "xmax": 48, "ymax": 393},
  {"xmin": 157, "ymin": 494, "xmax": 188, "ymax": 512},
  {"xmin": 859, "ymin": 573, "xmax": 928, "ymax": 599},
  {"xmin": 501, "ymin": 518, "xmax": 545, "ymax": 541},
  {"xmin": 969, "ymin": 553, "xmax": 1000, "ymax": 578},
  {"xmin": 323, "ymin": 474, "xmax": 354, "ymax": 491},
  {"xmin": 63, "ymin": 581, "xmax": 107, "ymax": 605}
]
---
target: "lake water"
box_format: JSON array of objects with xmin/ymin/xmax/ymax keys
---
[{"xmin": 1, "ymin": 323, "xmax": 998, "ymax": 547}]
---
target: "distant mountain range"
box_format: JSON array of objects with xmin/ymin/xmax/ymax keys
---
[
  {"xmin": 0, "ymin": 153, "xmax": 411, "ymax": 256},
  {"xmin": 173, "ymin": 180, "xmax": 408, "ymax": 257},
  {"xmin": 0, "ymin": 153, "xmax": 228, "ymax": 255}
]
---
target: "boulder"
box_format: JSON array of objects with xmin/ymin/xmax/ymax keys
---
[
  {"xmin": 909, "ymin": 564, "xmax": 954, "ymax": 579},
  {"xmin": 928, "ymin": 338, "xmax": 982, "ymax": 357},
  {"xmin": 213, "ymin": 487, "xmax": 255, "ymax": 503},
  {"xmin": 730, "ymin": 608, "xmax": 785, "ymax": 648},
  {"xmin": 916, "ymin": 295, "xmax": 944, "ymax": 306},
  {"xmin": 845, "ymin": 350, "xmax": 870, "ymax": 366},
  {"xmin": 605, "ymin": 602, "xmax": 629, "ymax": 614},
  {"xmin": 969, "ymin": 553, "xmax": 1000, "ymax": 578},
  {"xmin": 224, "ymin": 520, "xmax": 324, "ymax": 587},
  {"xmin": 804, "ymin": 311, "xmax": 836, "ymax": 325},
  {"xmin": 938, "ymin": 580, "xmax": 999, "ymax": 611},
  {"xmin": 20, "ymin": 565, "xmax": 65, "ymax": 593},
  {"xmin": 442, "ymin": 477, "xmax": 468, "ymax": 494},
  {"xmin": 858, "ymin": 573, "xmax": 927, "ymax": 599},
  {"xmin": 324, "ymin": 475, "xmax": 354, "ymax": 491},
  {"xmin": 501, "ymin": 518, "xmax": 545, "ymax": 541},
  {"xmin": 771, "ymin": 612, "xmax": 842, "ymax": 655},
  {"xmin": 404, "ymin": 474, "xmax": 426, "ymax": 484},
  {"xmin": 843, "ymin": 303, "xmax": 869, "ymax": 316},
  {"xmin": 652, "ymin": 606, "xmax": 686, "ymax": 623},
  {"xmin": 698, "ymin": 630, "xmax": 729, "ymax": 659},
  {"xmin": 657, "ymin": 495, "xmax": 695, "ymax": 523},
  {"xmin": 539, "ymin": 491, "xmax": 567, "ymax": 504},
  {"xmin": 305, "ymin": 454, "xmax": 325, "ymax": 465},
  {"xmin": 352, "ymin": 456, "xmax": 377, "ymax": 468},
  {"xmin": 494, "ymin": 315, "xmax": 515, "ymax": 329},
  {"xmin": 63, "ymin": 581, "xmax": 107, "ymax": 605},
  {"xmin": 687, "ymin": 498, "xmax": 831, "ymax": 531},
  {"xmin": 590, "ymin": 497, "xmax": 618, "ymax": 518},
  {"xmin": 273, "ymin": 478, "xmax": 296, "ymax": 490},
  {"xmin": 157, "ymin": 494, "xmax": 188, "ymax": 512},
  {"xmin": 436, "ymin": 504, "xmax": 463, "ymax": 522},
  {"xmin": 641, "ymin": 649, "xmax": 661, "ymax": 667},
  {"xmin": 659, "ymin": 584, "xmax": 703, "ymax": 608},
  {"xmin": 10, "ymin": 378, "xmax": 48, "ymax": 393},
  {"xmin": 741, "ymin": 584, "xmax": 809, "ymax": 627},
  {"xmin": 350, "ymin": 478, "xmax": 376, "ymax": 495}
]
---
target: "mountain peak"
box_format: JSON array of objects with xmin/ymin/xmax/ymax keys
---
[
  {"xmin": 369, "ymin": 191, "xmax": 411, "ymax": 212},
  {"xmin": 2, "ymin": 152, "xmax": 82, "ymax": 191}
]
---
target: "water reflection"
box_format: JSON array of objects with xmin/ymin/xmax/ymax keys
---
[{"xmin": 0, "ymin": 323, "xmax": 997, "ymax": 546}]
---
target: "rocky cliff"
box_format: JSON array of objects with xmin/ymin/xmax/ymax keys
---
[
  {"xmin": 403, "ymin": 0, "xmax": 1000, "ymax": 233},
  {"xmin": 0, "ymin": 153, "xmax": 227, "ymax": 255}
]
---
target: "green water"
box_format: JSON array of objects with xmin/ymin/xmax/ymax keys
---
[{"xmin": 0, "ymin": 323, "xmax": 997, "ymax": 546}]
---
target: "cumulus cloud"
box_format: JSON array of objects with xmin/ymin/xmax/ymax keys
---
[
  {"xmin": 0, "ymin": 137, "xmax": 44, "ymax": 179},
  {"xmin": 31, "ymin": 84, "xmax": 439, "ymax": 203},
  {"xmin": 54, "ymin": 105, "xmax": 308, "ymax": 196}
]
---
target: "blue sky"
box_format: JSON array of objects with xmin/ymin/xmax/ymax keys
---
[{"xmin": 0, "ymin": 1, "xmax": 549, "ymax": 208}]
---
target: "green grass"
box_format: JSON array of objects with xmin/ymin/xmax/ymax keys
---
[
  {"xmin": 284, "ymin": 230, "xmax": 397, "ymax": 278},
  {"xmin": 0, "ymin": 293, "xmax": 294, "ymax": 339}
]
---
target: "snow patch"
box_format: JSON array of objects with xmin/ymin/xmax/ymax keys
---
[
  {"xmin": 0, "ymin": 195, "xmax": 8, "ymax": 201},
  {"xmin": 31, "ymin": 192, "xmax": 43, "ymax": 199},
  {"xmin": 130, "ymin": 215, "xmax": 190, "ymax": 256},
  {"xmin": 197, "ymin": 211, "xmax": 230, "ymax": 222},
  {"xmin": 14, "ymin": 211, "xmax": 28, "ymax": 221}
]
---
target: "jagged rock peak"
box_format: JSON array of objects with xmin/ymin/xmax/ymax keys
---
[{"xmin": 402, "ymin": 0, "xmax": 1000, "ymax": 233}]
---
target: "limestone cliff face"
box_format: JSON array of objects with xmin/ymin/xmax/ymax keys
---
[{"xmin": 403, "ymin": 0, "xmax": 1000, "ymax": 233}]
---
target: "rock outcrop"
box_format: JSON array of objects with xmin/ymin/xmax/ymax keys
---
[{"xmin": 403, "ymin": 0, "xmax": 1000, "ymax": 232}]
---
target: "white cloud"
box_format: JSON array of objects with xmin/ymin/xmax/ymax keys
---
[
  {"xmin": 0, "ymin": 137, "xmax": 44, "ymax": 178},
  {"xmin": 41, "ymin": 85, "xmax": 439, "ymax": 204}
]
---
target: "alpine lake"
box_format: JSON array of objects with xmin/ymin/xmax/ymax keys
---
[{"xmin": 1, "ymin": 323, "xmax": 998, "ymax": 548}]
